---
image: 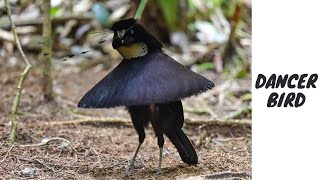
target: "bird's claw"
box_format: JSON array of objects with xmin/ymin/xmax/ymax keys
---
[
  {"xmin": 155, "ymin": 169, "xmax": 162, "ymax": 176},
  {"xmin": 125, "ymin": 165, "xmax": 134, "ymax": 176},
  {"xmin": 125, "ymin": 162, "xmax": 144, "ymax": 176},
  {"xmin": 125, "ymin": 163, "xmax": 135, "ymax": 176}
]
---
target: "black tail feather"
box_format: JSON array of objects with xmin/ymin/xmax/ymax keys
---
[{"xmin": 166, "ymin": 129, "xmax": 198, "ymax": 165}]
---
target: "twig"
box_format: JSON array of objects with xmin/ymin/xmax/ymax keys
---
[
  {"xmin": 17, "ymin": 156, "xmax": 80, "ymax": 169},
  {"xmin": 33, "ymin": 159, "xmax": 57, "ymax": 172},
  {"xmin": 16, "ymin": 137, "xmax": 79, "ymax": 162},
  {"xmin": 5, "ymin": 0, "xmax": 33, "ymax": 143},
  {"xmin": 0, "ymin": 15, "xmax": 92, "ymax": 28},
  {"xmin": 134, "ymin": 0, "xmax": 148, "ymax": 20},
  {"xmin": 204, "ymin": 171, "xmax": 251, "ymax": 179},
  {"xmin": 185, "ymin": 118, "xmax": 251, "ymax": 127},
  {"xmin": 185, "ymin": 171, "xmax": 251, "ymax": 179},
  {"xmin": 184, "ymin": 107, "xmax": 211, "ymax": 115},
  {"xmin": 90, "ymin": 147, "xmax": 102, "ymax": 166},
  {"xmin": 0, "ymin": 146, "xmax": 14, "ymax": 165},
  {"xmin": 18, "ymin": 157, "xmax": 57, "ymax": 172},
  {"xmin": 47, "ymin": 115, "xmax": 251, "ymax": 127},
  {"xmin": 223, "ymin": 105, "xmax": 252, "ymax": 120},
  {"xmin": 48, "ymin": 116, "xmax": 131, "ymax": 126},
  {"xmin": 64, "ymin": 171, "xmax": 81, "ymax": 180},
  {"xmin": 17, "ymin": 137, "xmax": 70, "ymax": 148}
]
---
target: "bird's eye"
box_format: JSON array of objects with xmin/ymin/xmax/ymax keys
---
[{"xmin": 130, "ymin": 29, "xmax": 134, "ymax": 34}]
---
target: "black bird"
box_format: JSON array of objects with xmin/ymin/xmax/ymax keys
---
[{"xmin": 77, "ymin": 18, "xmax": 214, "ymax": 174}]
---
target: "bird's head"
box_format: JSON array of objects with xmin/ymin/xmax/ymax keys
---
[{"xmin": 111, "ymin": 18, "xmax": 162, "ymax": 59}]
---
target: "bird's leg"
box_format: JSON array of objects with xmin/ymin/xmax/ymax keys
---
[
  {"xmin": 157, "ymin": 147, "xmax": 163, "ymax": 174},
  {"xmin": 126, "ymin": 142, "xmax": 142, "ymax": 174},
  {"xmin": 126, "ymin": 105, "xmax": 147, "ymax": 175},
  {"xmin": 156, "ymin": 135, "xmax": 165, "ymax": 175}
]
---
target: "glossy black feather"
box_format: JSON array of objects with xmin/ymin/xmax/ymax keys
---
[
  {"xmin": 77, "ymin": 51, "xmax": 214, "ymax": 108},
  {"xmin": 128, "ymin": 101, "xmax": 198, "ymax": 165}
]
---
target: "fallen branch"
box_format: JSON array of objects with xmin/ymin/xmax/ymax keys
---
[
  {"xmin": 1, "ymin": 138, "xmax": 71, "ymax": 165},
  {"xmin": 223, "ymin": 105, "xmax": 252, "ymax": 120},
  {"xmin": 17, "ymin": 137, "xmax": 70, "ymax": 148},
  {"xmin": 17, "ymin": 157, "xmax": 80, "ymax": 169},
  {"xmin": 47, "ymin": 114, "xmax": 251, "ymax": 127},
  {"xmin": 184, "ymin": 107, "xmax": 212, "ymax": 115},
  {"xmin": 185, "ymin": 118, "xmax": 251, "ymax": 127},
  {"xmin": 18, "ymin": 157, "xmax": 57, "ymax": 172},
  {"xmin": 47, "ymin": 116, "xmax": 131, "ymax": 126},
  {"xmin": 5, "ymin": 0, "xmax": 33, "ymax": 143},
  {"xmin": 0, "ymin": 15, "xmax": 92, "ymax": 28},
  {"xmin": 205, "ymin": 171, "xmax": 251, "ymax": 179},
  {"xmin": 182, "ymin": 171, "xmax": 251, "ymax": 179},
  {"xmin": 33, "ymin": 159, "xmax": 57, "ymax": 172},
  {"xmin": 16, "ymin": 137, "xmax": 78, "ymax": 162}
]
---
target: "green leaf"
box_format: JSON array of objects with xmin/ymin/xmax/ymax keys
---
[
  {"xmin": 236, "ymin": 70, "xmax": 248, "ymax": 78},
  {"xmin": 241, "ymin": 93, "xmax": 252, "ymax": 101},
  {"xmin": 197, "ymin": 62, "xmax": 215, "ymax": 71},
  {"xmin": 157, "ymin": 0, "xmax": 179, "ymax": 31},
  {"xmin": 50, "ymin": 7, "xmax": 60, "ymax": 16},
  {"xmin": 188, "ymin": 0, "xmax": 197, "ymax": 13},
  {"xmin": 134, "ymin": 0, "xmax": 148, "ymax": 19}
]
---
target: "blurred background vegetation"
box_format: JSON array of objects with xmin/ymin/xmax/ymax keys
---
[
  {"xmin": 0, "ymin": 0, "xmax": 252, "ymax": 127},
  {"xmin": 0, "ymin": 0, "xmax": 251, "ymax": 178}
]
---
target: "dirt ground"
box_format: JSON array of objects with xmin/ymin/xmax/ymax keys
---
[{"xmin": 0, "ymin": 54, "xmax": 251, "ymax": 179}]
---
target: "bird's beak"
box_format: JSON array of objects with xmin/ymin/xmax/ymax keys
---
[
  {"xmin": 112, "ymin": 29, "xmax": 134, "ymax": 49},
  {"xmin": 117, "ymin": 29, "xmax": 125, "ymax": 40}
]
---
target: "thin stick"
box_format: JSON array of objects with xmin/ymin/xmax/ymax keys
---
[
  {"xmin": 15, "ymin": 137, "xmax": 79, "ymax": 160},
  {"xmin": 204, "ymin": 171, "xmax": 251, "ymax": 179},
  {"xmin": 33, "ymin": 159, "xmax": 57, "ymax": 172},
  {"xmin": 5, "ymin": 0, "xmax": 32, "ymax": 143},
  {"xmin": 18, "ymin": 157, "xmax": 57, "ymax": 172},
  {"xmin": 47, "ymin": 116, "xmax": 131, "ymax": 126},
  {"xmin": 0, "ymin": 146, "xmax": 14, "ymax": 165},
  {"xmin": 17, "ymin": 137, "xmax": 70, "ymax": 148},
  {"xmin": 47, "ymin": 115, "xmax": 251, "ymax": 127},
  {"xmin": 185, "ymin": 172, "xmax": 251, "ymax": 179},
  {"xmin": 41, "ymin": 0, "xmax": 54, "ymax": 102},
  {"xmin": 134, "ymin": 0, "xmax": 148, "ymax": 20},
  {"xmin": 90, "ymin": 147, "xmax": 102, "ymax": 166}
]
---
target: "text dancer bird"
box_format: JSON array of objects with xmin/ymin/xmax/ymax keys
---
[{"xmin": 78, "ymin": 18, "xmax": 214, "ymax": 174}]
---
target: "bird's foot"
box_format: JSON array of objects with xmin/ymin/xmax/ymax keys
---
[
  {"xmin": 125, "ymin": 163, "xmax": 135, "ymax": 176},
  {"xmin": 125, "ymin": 162, "xmax": 144, "ymax": 176},
  {"xmin": 125, "ymin": 165, "xmax": 134, "ymax": 176},
  {"xmin": 155, "ymin": 169, "xmax": 162, "ymax": 176}
]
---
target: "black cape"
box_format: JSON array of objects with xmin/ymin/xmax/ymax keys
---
[{"xmin": 78, "ymin": 51, "xmax": 214, "ymax": 108}]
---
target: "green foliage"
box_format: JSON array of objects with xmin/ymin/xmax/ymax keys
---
[
  {"xmin": 134, "ymin": 0, "xmax": 149, "ymax": 19},
  {"xmin": 236, "ymin": 69, "xmax": 249, "ymax": 78},
  {"xmin": 50, "ymin": 6, "xmax": 60, "ymax": 16},
  {"xmin": 241, "ymin": 93, "xmax": 252, "ymax": 101},
  {"xmin": 156, "ymin": 0, "xmax": 241, "ymax": 31},
  {"xmin": 157, "ymin": 0, "xmax": 179, "ymax": 31},
  {"xmin": 187, "ymin": 0, "xmax": 197, "ymax": 13},
  {"xmin": 215, "ymin": 0, "xmax": 238, "ymax": 18},
  {"xmin": 197, "ymin": 62, "xmax": 215, "ymax": 71},
  {"xmin": 234, "ymin": 58, "xmax": 249, "ymax": 78}
]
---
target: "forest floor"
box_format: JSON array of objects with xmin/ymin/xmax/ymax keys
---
[{"xmin": 0, "ymin": 54, "xmax": 251, "ymax": 179}]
